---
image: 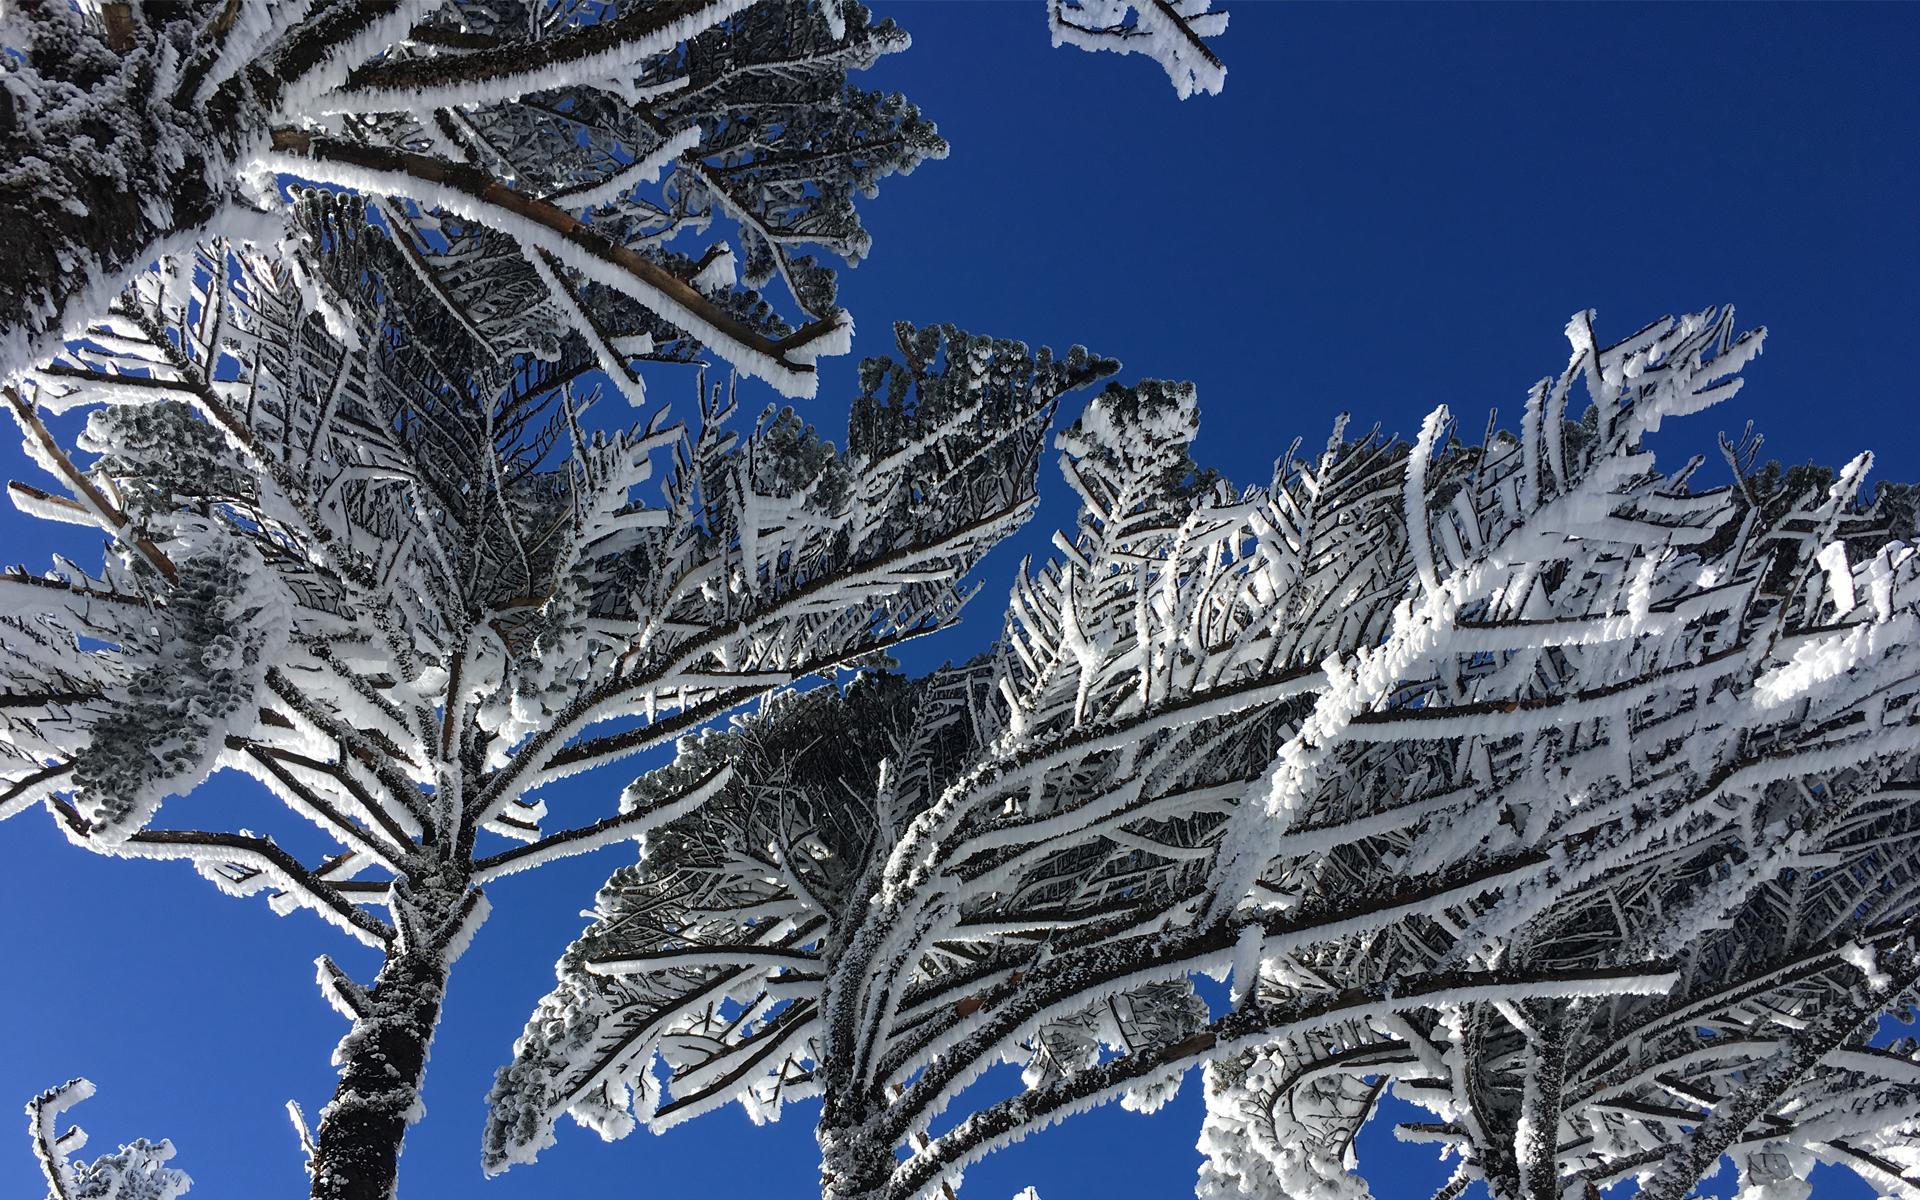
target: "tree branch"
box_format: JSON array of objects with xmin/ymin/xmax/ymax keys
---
[
  {"xmin": 471, "ymin": 763, "xmax": 733, "ymax": 883},
  {"xmin": 267, "ymin": 131, "xmax": 846, "ymax": 396},
  {"xmin": 4, "ymin": 386, "xmax": 177, "ymax": 581},
  {"xmin": 889, "ymin": 966, "xmax": 1677, "ymax": 1200},
  {"xmin": 49, "ymin": 797, "xmax": 396, "ymax": 948},
  {"xmin": 326, "ymin": 0, "xmax": 754, "ymax": 112},
  {"xmin": 1638, "ymin": 930, "xmax": 1920, "ymax": 1200}
]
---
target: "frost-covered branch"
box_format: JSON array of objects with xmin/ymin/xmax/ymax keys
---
[
  {"xmin": 26, "ymin": 1079, "xmax": 190, "ymax": 1200},
  {"xmin": 329, "ymin": 0, "xmax": 761, "ymax": 112},
  {"xmin": 0, "ymin": 0, "xmax": 942, "ymax": 393},
  {"xmin": 895, "ymin": 966, "xmax": 1674, "ymax": 1200},
  {"xmin": 1048, "ymin": 1, "xmax": 1230, "ymax": 98},
  {"xmin": 266, "ymin": 131, "xmax": 848, "ymax": 398}
]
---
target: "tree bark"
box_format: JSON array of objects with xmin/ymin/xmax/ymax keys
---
[
  {"xmin": 307, "ymin": 918, "xmax": 453, "ymax": 1200},
  {"xmin": 1518, "ymin": 1007, "xmax": 1569, "ymax": 1200},
  {"xmin": 815, "ymin": 927, "xmax": 893, "ymax": 1200},
  {"xmin": 816, "ymin": 1100, "xmax": 896, "ymax": 1200}
]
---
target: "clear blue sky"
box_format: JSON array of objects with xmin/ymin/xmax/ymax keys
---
[{"xmin": 2, "ymin": 3, "xmax": 1917, "ymax": 1198}]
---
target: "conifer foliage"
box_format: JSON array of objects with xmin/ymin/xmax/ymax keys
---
[
  {"xmin": 495, "ymin": 310, "xmax": 1920, "ymax": 1200},
  {"xmin": 0, "ymin": 0, "xmax": 1226, "ymax": 399},
  {"xmin": 0, "ymin": 0, "xmax": 943, "ymax": 395},
  {"xmin": 27, "ymin": 1079, "xmax": 191, "ymax": 1200}
]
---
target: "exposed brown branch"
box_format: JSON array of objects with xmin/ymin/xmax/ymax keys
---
[
  {"xmin": 4, "ymin": 386, "xmax": 177, "ymax": 582},
  {"xmin": 267, "ymin": 131, "xmax": 841, "ymax": 387},
  {"xmin": 0, "ymin": 760, "xmax": 75, "ymax": 820},
  {"xmin": 238, "ymin": 741, "xmax": 413, "ymax": 869},
  {"xmin": 100, "ymin": 3, "xmax": 136, "ymax": 53},
  {"xmin": 253, "ymin": 745, "xmax": 418, "ymax": 854}
]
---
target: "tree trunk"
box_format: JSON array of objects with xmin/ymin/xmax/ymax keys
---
[
  {"xmin": 308, "ymin": 932, "xmax": 451, "ymax": 1200},
  {"xmin": 817, "ymin": 1089, "xmax": 897, "ymax": 1200},
  {"xmin": 1517, "ymin": 1007, "xmax": 1569, "ymax": 1200}
]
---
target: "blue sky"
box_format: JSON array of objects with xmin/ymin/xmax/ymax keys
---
[{"xmin": 2, "ymin": 3, "xmax": 1917, "ymax": 1198}]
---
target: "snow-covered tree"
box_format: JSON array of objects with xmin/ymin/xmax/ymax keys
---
[
  {"xmin": 0, "ymin": 0, "xmax": 944, "ymax": 395},
  {"xmin": 1047, "ymin": 1, "xmax": 1229, "ymax": 98},
  {"xmin": 27, "ymin": 1079, "xmax": 191, "ymax": 1200},
  {"xmin": 0, "ymin": 192, "xmax": 1114, "ymax": 1200},
  {"xmin": 491, "ymin": 308, "xmax": 1920, "ymax": 1200}
]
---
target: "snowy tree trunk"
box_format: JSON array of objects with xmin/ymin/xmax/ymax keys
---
[
  {"xmin": 307, "ymin": 886, "xmax": 463, "ymax": 1200},
  {"xmin": 1516, "ymin": 1007, "xmax": 1568, "ymax": 1200},
  {"xmin": 815, "ymin": 926, "xmax": 897, "ymax": 1200},
  {"xmin": 817, "ymin": 1098, "xmax": 895, "ymax": 1200}
]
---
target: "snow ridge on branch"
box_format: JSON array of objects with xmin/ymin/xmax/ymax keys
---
[{"xmin": 1048, "ymin": 0, "xmax": 1230, "ymax": 99}]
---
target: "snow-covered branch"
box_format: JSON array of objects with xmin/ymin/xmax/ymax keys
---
[
  {"xmin": 26, "ymin": 1078, "xmax": 190, "ymax": 1200},
  {"xmin": 1048, "ymin": 0, "xmax": 1230, "ymax": 98}
]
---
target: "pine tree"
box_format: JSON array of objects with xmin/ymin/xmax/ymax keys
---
[
  {"xmin": 0, "ymin": 195, "xmax": 1114, "ymax": 1199},
  {"xmin": 492, "ymin": 309, "xmax": 1920, "ymax": 1200}
]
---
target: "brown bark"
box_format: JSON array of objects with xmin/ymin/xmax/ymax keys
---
[
  {"xmin": 4, "ymin": 387, "xmax": 178, "ymax": 580},
  {"xmin": 267, "ymin": 130, "xmax": 844, "ymax": 384}
]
